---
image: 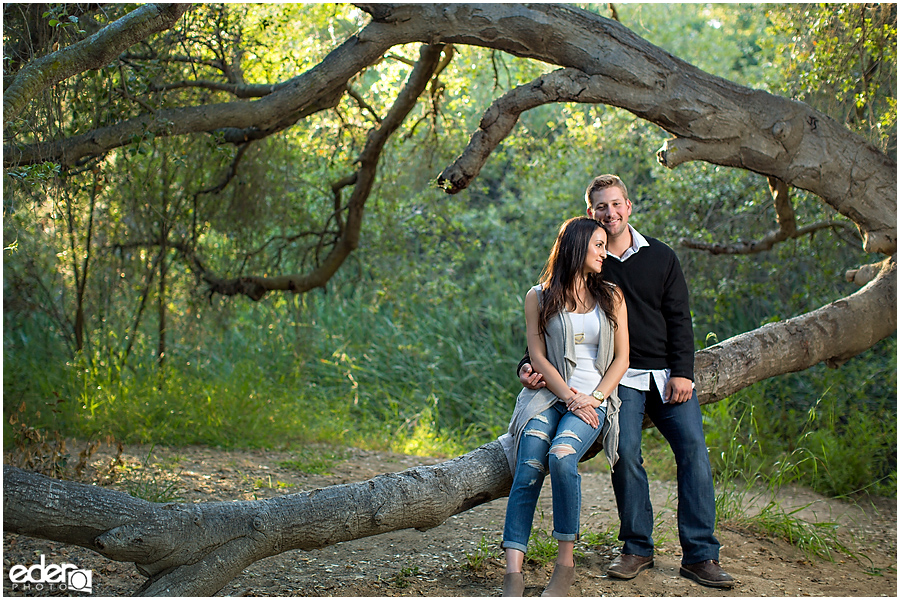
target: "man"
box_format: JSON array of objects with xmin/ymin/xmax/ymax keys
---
[{"xmin": 518, "ymin": 174, "xmax": 734, "ymax": 588}]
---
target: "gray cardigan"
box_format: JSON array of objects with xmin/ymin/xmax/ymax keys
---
[{"xmin": 499, "ymin": 288, "xmax": 621, "ymax": 473}]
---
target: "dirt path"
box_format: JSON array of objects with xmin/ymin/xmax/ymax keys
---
[{"xmin": 3, "ymin": 443, "xmax": 897, "ymax": 597}]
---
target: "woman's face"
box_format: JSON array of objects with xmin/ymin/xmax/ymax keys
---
[{"xmin": 582, "ymin": 226, "xmax": 608, "ymax": 275}]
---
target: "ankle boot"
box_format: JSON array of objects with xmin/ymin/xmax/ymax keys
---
[
  {"xmin": 503, "ymin": 572, "xmax": 525, "ymax": 597},
  {"xmin": 541, "ymin": 563, "xmax": 575, "ymax": 597}
]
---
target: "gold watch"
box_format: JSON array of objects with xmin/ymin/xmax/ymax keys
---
[{"xmin": 592, "ymin": 390, "xmax": 605, "ymax": 402}]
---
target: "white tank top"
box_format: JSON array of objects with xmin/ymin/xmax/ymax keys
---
[{"xmin": 565, "ymin": 306, "xmax": 605, "ymax": 403}]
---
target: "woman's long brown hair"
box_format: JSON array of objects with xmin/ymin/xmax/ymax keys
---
[{"xmin": 537, "ymin": 216, "xmax": 618, "ymax": 335}]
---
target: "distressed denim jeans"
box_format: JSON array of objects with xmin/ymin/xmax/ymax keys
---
[
  {"xmin": 502, "ymin": 401, "xmax": 607, "ymax": 553},
  {"xmin": 611, "ymin": 384, "xmax": 720, "ymax": 564}
]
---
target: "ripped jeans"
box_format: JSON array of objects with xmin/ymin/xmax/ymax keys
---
[{"xmin": 502, "ymin": 401, "xmax": 607, "ymax": 553}]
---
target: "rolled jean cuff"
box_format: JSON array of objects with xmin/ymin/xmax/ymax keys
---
[
  {"xmin": 552, "ymin": 530, "xmax": 578, "ymax": 542},
  {"xmin": 501, "ymin": 540, "xmax": 528, "ymax": 553}
]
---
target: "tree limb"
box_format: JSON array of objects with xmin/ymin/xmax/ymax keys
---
[
  {"xmin": 695, "ymin": 255, "xmax": 896, "ymax": 396},
  {"xmin": 679, "ymin": 176, "xmax": 857, "ymax": 255},
  {"xmin": 202, "ymin": 44, "xmax": 446, "ymax": 300},
  {"xmin": 681, "ymin": 221, "xmax": 854, "ymax": 255},
  {"xmin": 3, "ymin": 4, "xmax": 190, "ymax": 126},
  {"xmin": 3, "ymin": 440, "xmax": 511, "ymax": 597},
  {"xmin": 342, "ymin": 3, "xmax": 890, "ymax": 255},
  {"xmin": 148, "ymin": 79, "xmax": 284, "ymax": 98}
]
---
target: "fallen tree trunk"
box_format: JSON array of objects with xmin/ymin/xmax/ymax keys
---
[
  {"xmin": 695, "ymin": 256, "xmax": 897, "ymax": 402},
  {"xmin": 3, "ymin": 442, "xmax": 513, "ymax": 596}
]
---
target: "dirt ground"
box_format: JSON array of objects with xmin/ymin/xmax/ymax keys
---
[{"xmin": 3, "ymin": 442, "xmax": 897, "ymax": 597}]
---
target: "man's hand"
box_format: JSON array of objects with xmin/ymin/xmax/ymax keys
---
[
  {"xmin": 518, "ymin": 363, "xmax": 546, "ymax": 390},
  {"xmin": 664, "ymin": 376, "xmax": 693, "ymax": 404}
]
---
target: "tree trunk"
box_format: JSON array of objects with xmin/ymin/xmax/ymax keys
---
[{"xmin": 4, "ymin": 442, "xmax": 511, "ymax": 596}]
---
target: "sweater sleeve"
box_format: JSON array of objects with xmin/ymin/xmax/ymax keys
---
[{"xmin": 660, "ymin": 251, "xmax": 695, "ymax": 380}]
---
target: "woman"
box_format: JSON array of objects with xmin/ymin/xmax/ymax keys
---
[{"xmin": 499, "ymin": 216, "xmax": 629, "ymax": 597}]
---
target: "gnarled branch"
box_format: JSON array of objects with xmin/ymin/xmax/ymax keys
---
[
  {"xmin": 148, "ymin": 79, "xmax": 284, "ymax": 98},
  {"xmin": 3, "ymin": 4, "xmax": 190, "ymax": 126},
  {"xmin": 3, "ymin": 440, "xmax": 511, "ymax": 597},
  {"xmin": 203, "ymin": 44, "xmax": 446, "ymax": 300},
  {"xmin": 7, "ymin": 4, "xmax": 895, "ymax": 253}
]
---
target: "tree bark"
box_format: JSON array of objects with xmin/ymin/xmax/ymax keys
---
[{"xmin": 4, "ymin": 441, "xmax": 511, "ymax": 597}]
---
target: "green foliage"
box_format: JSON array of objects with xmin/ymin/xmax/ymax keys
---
[
  {"xmin": 578, "ymin": 524, "xmax": 619, "ymax": 549},
  {"xmin": 717, "ymin": 477, "xmax": 853, "ymax": 562},
  {"xmin": 703, "ymin": 356, "xmax": 896, "ymax": 559},
  {"xmin": 391, "ymin": 564, "xmax": 421, "ymax": 589},
  {"xmin": 708, "ymin": 399, "xmax": 860, "ymax": 561},
  {"xmin": 525, "ymin": 528, "xmax": 559, "ymax": 566},
  {"xmin": 761, "ymin": 3, "xmax": 897, "ymax": 152}
]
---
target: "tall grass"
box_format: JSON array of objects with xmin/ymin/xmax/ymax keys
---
[
  {"xmin": 4, "ymin": 280, "xmax": 525, "ymax": 456},
  {"xmin": 701, "ymin": 346, "xmax": 897, "ymax": 500},
  {"xmin": 711, "ymin": 400, "xmax": 853, "ymax": 560}
]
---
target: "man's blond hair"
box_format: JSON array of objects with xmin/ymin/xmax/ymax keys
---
[{"xmin": 585, "ymin": 174, "xmax": 629, "ymax": 210}]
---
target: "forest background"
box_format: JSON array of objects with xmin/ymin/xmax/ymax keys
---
[{"xmin": 3, "ymin": 3, "xmax": 896, "ymax": 506}]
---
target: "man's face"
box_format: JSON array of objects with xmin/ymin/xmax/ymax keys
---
[{"xmin": 587, "ymin": 186, "xmax": 632, "ymax": 239}]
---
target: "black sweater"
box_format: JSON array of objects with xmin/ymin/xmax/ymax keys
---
[{"xmin": 519, "ymin": 235, "xmax": 695, "ymax": 381}]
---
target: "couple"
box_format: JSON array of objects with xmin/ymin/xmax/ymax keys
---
[{"xmin": 498, "ymin": 175, "xmax": 734, "ymax": 596}]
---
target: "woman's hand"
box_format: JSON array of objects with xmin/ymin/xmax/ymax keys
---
[{"xmin": 566, "ymin": 391, "xmax": 600, "ymax": 428}]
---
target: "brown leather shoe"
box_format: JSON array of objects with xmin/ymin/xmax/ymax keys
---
[
  {"xmin": 680, "ymin": 559, "xmax": 735, "ymax": 589},
  {"xmin": 606, "ymin": 554, "xmax": 654, "ymax": 579}
]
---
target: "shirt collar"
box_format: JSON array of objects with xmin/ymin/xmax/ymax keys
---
[{"xmin": 611, "ymin": 224, "xmax": 648, "ymax": 261}]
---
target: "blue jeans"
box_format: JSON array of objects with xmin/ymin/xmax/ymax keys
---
[
  {"xmin": 611, "ymin": 384, "xmax": 719, "ymax": 564},
  {"xmin": 502, "ymin": 402, "xmax": 607, "ymax": 553}
]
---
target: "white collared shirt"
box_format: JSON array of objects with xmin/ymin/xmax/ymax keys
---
[{"xmin": 608, "ymin": 225, "xmax": 691, "ymax": 402}]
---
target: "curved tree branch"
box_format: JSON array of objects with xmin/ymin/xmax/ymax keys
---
[
  {"xmin": 680, "ymin": 176, "xmax": 856, "ymax": 255},
  {"xmin": 202, "ymin": 44, "xmax": 446, "ymax": 300},
  {"xmin": 681, "ymin": 221, "xmax": 854, "ymax": 255},
  {"xmin": 3, "ymin": 4, "xmax": 190, "ymax": 126},
  {"xmin": 345, "ymin": 3, "xmax": 891, "ymax": 255},
  {"xmin": 696, "ymin": 255, "xmax": 896, "ymax": 397}
]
